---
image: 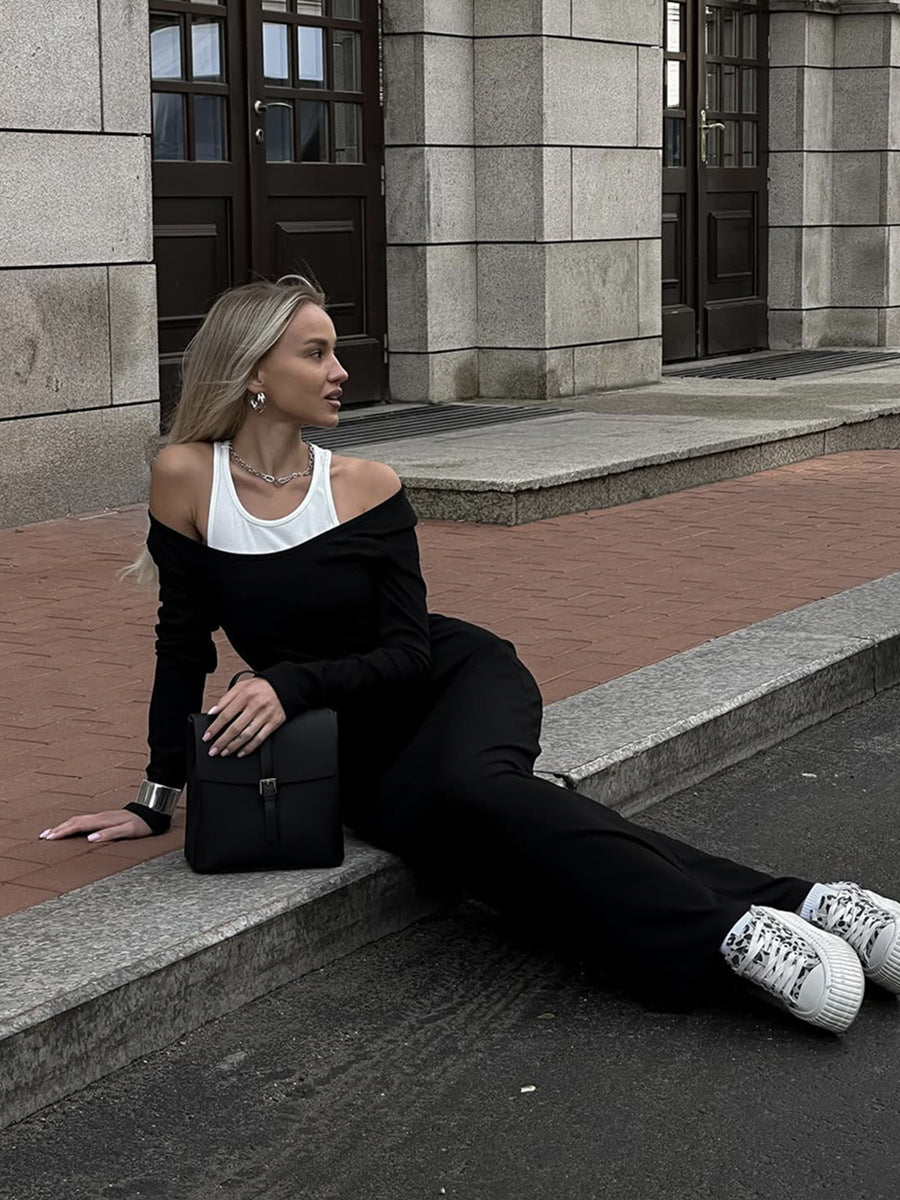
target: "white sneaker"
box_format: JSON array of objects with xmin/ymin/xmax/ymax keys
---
[
  {"xmin": 805, "ymin": 882, "xmax": 900, "ymax": 994},
  {"xmin": 722, "ymin": 906, "xmax": 864, "ymax": 1033}
]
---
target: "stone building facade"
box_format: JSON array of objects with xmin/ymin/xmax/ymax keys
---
[
  {"xmin": 2, "ymin": 0, "xmax": 899, "ymax": 526},
  {"xmin": 769, "ymin": 0, "xmax": 900, "ymax": 348},
  {"xmin": 1, "ymin": 1, "xmax": 159, "ymax": 527}
]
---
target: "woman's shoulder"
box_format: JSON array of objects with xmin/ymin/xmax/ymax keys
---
[
  {"xmin": 330, "ymin": 453, "xmax": 400, "ymax": 501},
  {"xmin": 328, "ymin": 453, "xmax": 404, "ymax": 524},
  {"xmin": 149, "ymin": 442, "xmax": 214, "ymax": 540}
]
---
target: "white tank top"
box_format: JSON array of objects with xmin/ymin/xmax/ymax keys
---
[{"xmin": 207, "ymin": 440, "xmax": 340, "ymax": 554}]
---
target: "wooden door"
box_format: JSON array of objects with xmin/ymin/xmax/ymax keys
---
[
  {"xmin": 150, "ymin": 0, "xmax": 386, "ymax": 427},
  {"xmin": 150, "ymin": 0, "xmax": 250, "ymax": 419},
  {"xmin": 246, "ymin": 0, "xmax": 386, "ymax": 403},
  {"xmin": 662, "ymin": 0, "xmax": 768, "ymax": 362}
]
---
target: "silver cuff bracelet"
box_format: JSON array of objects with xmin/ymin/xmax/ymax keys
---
[{"xmin": 135, "ymin": 780, "xmax": 182, "ymax": 816}]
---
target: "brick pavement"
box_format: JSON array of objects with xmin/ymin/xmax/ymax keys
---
[{"xmin": 2, "ymin": 449, "xmax": 900, "ymax": 918}]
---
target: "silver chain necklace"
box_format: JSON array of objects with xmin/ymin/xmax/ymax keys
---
[{"xmin": 227, "ymin": 440, "xmax": 314, "ymax": 487}]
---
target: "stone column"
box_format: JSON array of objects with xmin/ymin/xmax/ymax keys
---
[
  {"xmin": 0, "ymin": 1, "xmax": 159, "ymax": 526},
  {"xmin": 382, "ymin": 1, "xmax": 663, "ymax": 402},
  {"xmin": 769, "ymin": 0, "xmax": 900, "ymax": 347},
  {"xmin": 382, "ymin": 2, "xmax": 479, "ymax": 402}
]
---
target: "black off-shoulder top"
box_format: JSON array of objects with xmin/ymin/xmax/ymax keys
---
[{"xmin": 127, "ymin": 488, "xmax": 440, "ymax": 833}]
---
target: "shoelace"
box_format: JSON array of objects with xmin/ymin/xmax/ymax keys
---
[
  {"xmin": 733, "ymin": 917, "xmax": 814, "ymax": 1002},
  {"xmin": 815, "ymin": 886, "xmax": 890, "ymax": 962}
]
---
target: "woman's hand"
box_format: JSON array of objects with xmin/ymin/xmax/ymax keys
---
[
  {"xmin": 39, "ymin": 810, "xmax": 154, "ymax": 843},
  {"xmin": 203, "ymin": 676, "xmax": 286, "ymax": 758}
]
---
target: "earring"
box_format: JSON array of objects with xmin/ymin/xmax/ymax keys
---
[{"xmin": 248, "ymin": 391, "xmax": 267, "ymax": 413}]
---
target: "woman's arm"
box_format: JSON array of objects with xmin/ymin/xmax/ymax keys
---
[{"xmin": 41, "ymin": 449, "xmax": 217, "ymax": 842}]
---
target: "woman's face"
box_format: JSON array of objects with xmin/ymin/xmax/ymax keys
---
[{"xmin": 250, "ymin": 302, "xmax": 348, "ymax": 427}]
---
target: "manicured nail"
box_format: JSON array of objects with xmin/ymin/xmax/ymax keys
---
[
  {"xmin": 221, "ymin": 749, "xmax": 230, "ymax": 757},
  {"xmin": 202, "ymin": 732, "xmax": 210, "ymax": 742},
  {"xmin": 39, "ymin": 829, "xmax": 51, "ymax": 838},
  {"xmin": 208, "ymin": 706, "xmax": 219, "ymax": 715},
  {"xmin": 44, "ymin": 832, "xmax": 56, "ymax": 840},
  {"xmin": 87, "ymin": 833, "xmax": 101, "ymax": 842},
  {"xmin": 208, "ymin": 747, "xmax": 218, "ymax": 756}
]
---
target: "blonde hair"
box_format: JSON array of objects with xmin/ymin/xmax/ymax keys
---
[{"xmin": 122, "ymin": 274, "xmax": 326, "ymax": 587}]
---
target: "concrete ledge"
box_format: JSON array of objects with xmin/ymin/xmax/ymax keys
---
[
  {"xmin": 367, "ymin": 407, "xmax": 900, "ymax": 524},
  {"xmin": 537, "ymin": 574, "xmax": 900, "ymax": 815},
  {"xmin": 0, "ymin": 841, "xmax": 448, "ymax": 1129},
  {"xmin": 4, "ymin": 573, "xmax": 900, "ymax": 1127}
]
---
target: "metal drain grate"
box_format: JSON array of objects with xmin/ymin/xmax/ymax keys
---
[
  {"xmin": 313, "ymin": 403, "xmax": 565, "ymax": 449},
  {"xmin": 668, "ymin": 350, "xmax": 900, "ymax": 381}
]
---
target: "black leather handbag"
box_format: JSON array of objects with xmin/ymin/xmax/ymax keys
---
[{"xmin": 184, "ymin": 691, "xmax": 343, "ymax": 874}]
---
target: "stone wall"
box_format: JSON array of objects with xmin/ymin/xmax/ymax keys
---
[
  {"xmin": 0, "ymin": 1, "xmax": 159, "ymax": 526},
  {"xmin": 382, "ymin": 0, "xmax": 664, "ymax": 402},
  {"xmin": 769, "ymin": 0, "xmax": 900, "ymax": 347}
]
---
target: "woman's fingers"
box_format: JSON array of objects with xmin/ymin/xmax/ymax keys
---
[
  {"xmin": 203, "ymin": 679, "xmax": 285, "ymax": 756},
  {"xmin": 236, "ymin": 722, "xmax": 275, "ymax": 757},
  {"xmin": 38, "ymin": 810, "xmax": 154, "ymax": 842}
]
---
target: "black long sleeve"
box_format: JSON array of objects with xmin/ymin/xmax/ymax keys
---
[
  {"xmin": 257, "ymin": 524, "xmax": 431, "ymax": 718},
  {"xmin": 143, "ymin": 518, "xmax": 219, "ymax": 791}
]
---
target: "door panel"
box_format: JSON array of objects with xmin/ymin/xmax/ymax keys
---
[
  {"xmin": 150, "ymin": 0, "xmax": 386, "ymax": 427},
  {"xmin": 662, "ymin": 0, "xmax": 768, "ymax": 362},
  {"xmin": 246, "ymin": 0, "xmax": 386, "ymax": 404}
]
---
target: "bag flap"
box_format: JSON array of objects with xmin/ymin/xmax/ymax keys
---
[{"xmin": 188, "ymin": 708, "xmax": 338, "ymax": 785}]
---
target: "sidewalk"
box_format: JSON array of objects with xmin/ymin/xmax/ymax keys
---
[{"xmin": 2, "ymin": 449, "xmax": 900, "ymax": 919}]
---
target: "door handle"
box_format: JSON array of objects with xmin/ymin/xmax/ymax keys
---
[
  {"xmin": 254, "ymin": 99, "xmax": 268, "ymax": 115},
  {"xmin": 700, "ymin": 108, "xmax": 725, "ymax": 165}
]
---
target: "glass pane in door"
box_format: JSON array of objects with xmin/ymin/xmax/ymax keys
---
[
  {"xmin": 704, "ymin": 6, "xmax": 718, "ymax": 55},
  {"xmin": 263, "ymin": 22, "xmax": 290, "ymax": 82},
  {"xmin": 333, "ymin": 30, "xmax": 361, "ymax": 90},
  {"xmin": 191, "ymin": 18, "xmax": 223, "ymax": 81},
  {"xmin": 266, "ymin": 103, "xmax": 294, "ymax": 161},
  {"xmin": 706, "ymin": 64, "xmax": 719, "ymax": 110},
  {"xmin": 300, "ymin": 100, "xmax": 328, "ymax": 160},
  {"xmin": 152, "ymin": 92, "xmax": 185, "ymax": 158},
  {"xmin": 298, "ymin": 26, "xmax": 326, "ymax": 87},
  {"xmin": 150, "ymin": 17, "xmax": 183, "ymax": 79},
  {"xmin": 332, "ymin": 0, "xmax": 361, "ymax": 17},
  {"xmin": 665, "ymin": 60, "xmax": 682, "ymax": 110},
  {"xmin": 742, "ymin": 67, "xmax": 757, "ymax": 113},
  {"xmin": 334, "ymin": 102, "xmax": 362, "ymax": 161},
  {"xmin": 741, "ymin": 121, "xmax": 757, "ymax": 166},
  {"xmin": 193, "ymin": 95, "xmax": 227, "ymax": 160},
  {"xmin": 666, "ymin": 2, "xmax": 682, "ymax": 52},
  {"xmin": 664, "ymin": 116, "xmax": 684, "ymax": 167}
]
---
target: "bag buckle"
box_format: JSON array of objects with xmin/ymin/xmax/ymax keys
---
[{"xmin": 259, "ymin": 777, "xmax": 278, "ymax": 798}]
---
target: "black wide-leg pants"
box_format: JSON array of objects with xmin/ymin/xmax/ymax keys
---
[{"xmin": 348, "ymin": 628, "xmax": 813, "ymax": 1008}]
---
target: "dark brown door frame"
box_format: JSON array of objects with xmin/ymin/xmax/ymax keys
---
[
  {"xmin": 662, "ymin": 0, "xmax": 769, "ymax": 362},
  {"xmin": 244, "ymin": 1, "xmax": 387, "ymax": 403},
  {"xmin": 152, "ymin": 0, "xmax": 387, "ymax": 427}
]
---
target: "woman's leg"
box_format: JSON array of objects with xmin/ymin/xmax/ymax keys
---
[{"xmin": 351, "ymin": 639, "xmax": 811, "ymax": 1008}]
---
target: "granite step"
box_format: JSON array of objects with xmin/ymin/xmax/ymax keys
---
[{"xmin": 3, "ymin": 573, "xmax": 900, "ymax": 1129}]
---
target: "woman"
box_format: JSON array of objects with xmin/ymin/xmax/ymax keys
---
[{"xmin": 39, "ymin": 276, "xmax": 900, "ymax": 1033}]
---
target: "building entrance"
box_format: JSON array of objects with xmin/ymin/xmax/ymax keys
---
[
  {"xmin": 149, "ymin": 0, "xmax": 387, "ymax": 424},
  {"xmin": 662, "ymin": 0, "xmax": 769, "ymax": 361}
]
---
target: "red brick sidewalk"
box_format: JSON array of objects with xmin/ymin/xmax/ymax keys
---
[{"xmin": 2, "ymin": 449, "xmax": 900, "ymax": 918}]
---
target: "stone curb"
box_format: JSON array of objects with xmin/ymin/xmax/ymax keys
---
[
  {"xmin": 3, "ymin": 572, "xmax": 900, "ymax": 1129},
  {"xmin": 391, "ymin": 408, "xmax": 900, "ymax": 523}
]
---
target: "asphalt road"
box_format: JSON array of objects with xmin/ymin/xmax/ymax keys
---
[{"xmin": 4, "ymin": 688, "xmax": 900, "ymax": 1200}]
